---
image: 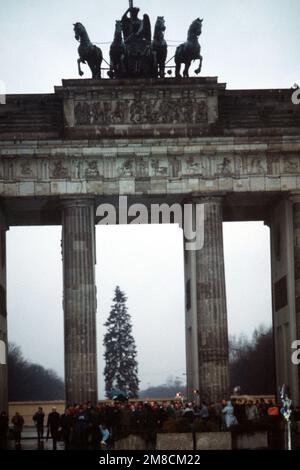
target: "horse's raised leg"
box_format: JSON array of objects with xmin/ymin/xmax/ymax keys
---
[
  {"xmin": 195, "ymin": 55, "xmax": 203, "ymax": 75},
  {"xmin": 77, "ymin": 58, "xmax": 84, "ymax": 77}
]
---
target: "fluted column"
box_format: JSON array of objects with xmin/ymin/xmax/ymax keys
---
[
  {"xmin": 61, "ymin": 198, "xmax": 97, "ymax": 405},
  {"xmin": 293, "ymin": 198, "xmax": 300, "ymax": 341},
  {"xmin": 0, "ymin": 207, "xmax": 8, "ymax": 413},
  {"xmin": 195, "ymin": 197, "xmax": 229, "ymax": 403},
  {"xmin": 292, "ymin": 197, "xmax": 300, "ymax": 397}
]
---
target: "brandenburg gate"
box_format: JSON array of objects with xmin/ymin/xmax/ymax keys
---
[{"xmin": 1, "ymin": 4, "xmax": 300, "ymax": 410}]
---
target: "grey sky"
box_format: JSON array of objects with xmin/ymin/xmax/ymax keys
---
[
  {"xmin": 1, "ymin": 0, "xmax": 299, "ymax": 93},
  {"xmin": 1, "ymin": 0, "xmax": 298, "ymax": 396},
  {"xmin": 6, "ymin": 222, "xmax": 271, "ymax": 395}
]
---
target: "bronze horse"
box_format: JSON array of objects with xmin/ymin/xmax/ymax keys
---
[
  {"xmin": 109, "ymin": 14, "xmax": 167, "ymax": 79},
  {"xmin": 175, "ymin": 18, "xmax": 203, "ymax": 78},
  {"xmin": 152, "ymin": 16, "xmax": 168, "ymax": 78},
  {"xmin": 109, "ymin": 21, "xmax": 126, "ymax": 79},
  {"xmin": 73, "ymin": 22, "xmax": 103, "ymax": 79}
]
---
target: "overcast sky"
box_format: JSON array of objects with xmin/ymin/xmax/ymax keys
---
[{"xmin": 1, "ymin": 0, "xmax": 299, "ymax": 397}]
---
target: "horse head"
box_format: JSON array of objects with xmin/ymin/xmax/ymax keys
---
[
  {"xmin": 115, "ymin": 20, "xmax": 123, "ymax": 34},
  {"xmin": 188, "ymin": 18, "xmax": 203, "ymax": 38},
  {"xmin": 73, "ymin": 22, "xmax": 86, "ymax": 41},
  {"xmin": 155, "ymin": 16, "xmax": 166, "ymax": 33}
]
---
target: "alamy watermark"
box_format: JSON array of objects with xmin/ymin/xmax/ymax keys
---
[
  {"xmin": 0, "ymin": 80, "xmax": 6, "ymax": 105},
  {"xmin": 291, "ymin": 84, "xmax": 300, "ymax": 105},
  {"xmin": 96, "ymin": 196, "xmax": 205, "ymax": 251},
  {"xmin": 0, "ymin": 340, "xmax": 6, "ymax": 365},
  {"xmin": 291, "ymin": 340, "xmax": 300, "ymax": 365}
]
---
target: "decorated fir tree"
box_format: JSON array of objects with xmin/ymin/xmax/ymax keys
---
[{"xmin": 103, "ymin": 286, "xmax": 139, "ymax": 398}]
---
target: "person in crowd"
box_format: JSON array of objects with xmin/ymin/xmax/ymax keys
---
[
  {"xmin": 246, "ymin": 400, "xmax": 258, "ymax": 421},
  {"xmin": 158, "ymin": 402, "xmax": 169, "ymax": 429},
  {"xmin": 233, "ymin": 399, "xmax": 246, "ymax": 425},
  {"xmin": 33, "ymin": 406, "xmax": 45, "ymax": 446},
  {"xmin": 267, "ymin": 399, "xmax": 281, "ymax": 449},
  {"xmin": 59, "ymin": 407, "xmax": 73, "ymax": 450},
  {"xmin": 47, "ymin": 407, "xmax": 60, "ymax": 450},
  {"xmin": 199, "ymin": 402, "xmax": 209, "ymax": 419},
  {"xmin": 132, "ymin": 402, "xmax": 147, "ymax": 432},
  {"xmin": 267, "ymin": 400, "xmax": 279, "ymax": 417},
  {"xmin": 166, "ymin": 402, "xmax": 176, "ymax": 421},
  {"xmin": 73, "ymin": 405, "xmax": 89, "ymax": 449},
  {"xmin": 99, "ymin": 423, "xmax": 110, "ymax": 448},
  {"xmin": 258, "ymin": 398, "xmax": 269, "ymax": 421},
  {"xmin": 11, "ymin": 412, "xmax": 24, "ymax": 449},
  {"xmin": 222, "ymin": 400, "xmax": 238, "ymax": 428},
  {"xmin": 182, "ymin": 402, "xmax": 194, "ymax": 423},
  {"xmin": 118, "ymin": 403, "xmax": 132, "ymax": 437}
]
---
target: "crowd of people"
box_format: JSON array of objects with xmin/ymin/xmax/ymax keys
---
[{"xmin": 1, "ymin": 397, "xmax": 300, "ymax": 450}]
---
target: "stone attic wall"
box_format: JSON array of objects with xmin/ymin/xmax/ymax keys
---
[{"xmin": 0, "ymin": 84, "xmax": 299, "ymax": 141}]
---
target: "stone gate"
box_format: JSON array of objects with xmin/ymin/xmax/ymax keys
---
[{"xmin": 0, "ymin": 76, "xmax": 300, "ymax": 409}]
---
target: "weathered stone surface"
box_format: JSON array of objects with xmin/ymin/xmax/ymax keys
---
[
  {"xmin": 196, "ymin": 432, "xmax": 232, "ymax": 450},
  {"xmin": 55, "ymin": 78, "xmax": 224, "ymax": 140},
  {"xmin": 0, "ymin": 208, "xmax": 7, "ymax": 413},
  {"xmin": 34, "ymin": 182, "xmax": 51, "ymax": 195},
  {"xmin": 18, "ymin": 182, "xmax": 35, "ymax": 196},
  {"xmin": 266, "ymin": 177, "xmax": 281, "ymax": 191},
  {"xmin": 232, "ymin": 431, "xmax": 268, "ymax": 450},
  {"xmin": 62, "ymin": 198, "xmax": 98, "ymax": 405},
  {"xmin": 119, "ymin": 179, "xmax": 135, "ymax": 194},
  {"xmin": 281, "ymin": 176, "xmax": 297, "ymax": 190},
  {"xmin": 156, "ymin": 433, "xmax": 193, "ymax": 450},
  {"xmin": 3, "ymin": 183, "xmax": 17, "ymax": 197},
  {"xmin": 1, "ymin": 83, "xmax": 299, "ymax": 142},
  {"xmin": 1, "ymin": 78, "xmax": 300, "ymax": 411},
  {"xmin": 195, "ymin": 198, "xmax": 229, "ymax": 403},
  {"xmin": 1, "ymin": 138, "xmax": 300, "ymax": 198},
  {"xmin": 114, "ymin": 435, "xmax": 155, "ymax": 450},
  {"xmin": 292, "ymin": 197, "xmax": 300, "ymax": 392},
  {"xmin": 66, "ymin": 181, "xmax": 86, "ymax": 194}
]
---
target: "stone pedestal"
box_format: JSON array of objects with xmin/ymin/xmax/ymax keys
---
[
  {"xmin": 185, "ymin": 197, "xmax": 229, "ymax": 403},
  {"xmin": 61, "ymin": 198, "xmax": 98, "ymax": 405},
  {"xmin": 0, "ymin": 207, "xmax": 8, "ymax": 413},
  {"xmin": 55, "ymin": 77, "xmax": 225, "ymax": 140}
]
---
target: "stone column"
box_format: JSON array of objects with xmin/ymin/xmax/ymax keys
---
[
  {"xmin": 195, "ymin": 197, "xmax": 229, "ymax": 403},
  {"xmin": 292, "ymin": 196, "xmax": 300, "ymax": 399},
  {"xmin": 0, "ymin": 207, "xmax": 8, "ymax": 413},
  {"xmin": 61, "ymin": 198, "xmax": 98, "ymax": 405},
  {"xmin": 269, "ymin": 198, "xmax": 299, "ymax": 405},
  {"xmin": 293, "ymin": 198, "xmax": 300, "ymax": 337}
]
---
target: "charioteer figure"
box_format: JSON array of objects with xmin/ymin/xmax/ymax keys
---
[
  {"xmin": 120, "ymin": 1, "xmax": 152, "ymax": 76},
  {"xmin": 74, "ymin": 0, "xmax": 202, "ymax": 80},
  {"xmin": 121, "ymin": 6, "xmax": 144, "ymax": 44}
]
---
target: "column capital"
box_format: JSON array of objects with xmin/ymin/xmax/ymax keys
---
[
  {"xmin": 60, "ymin": 196, "xmax": 95, "ymax": 210},
  {"xmin": 0, "ymin": 206, "xmax": 8, "ymax": 232},
  {"xmin": 288, "ymin": 192, "xmax": 300, "ymax": 204},
  {"xmin": 183, "ymin": 194, "xmax": 225, "ymax": 205}
]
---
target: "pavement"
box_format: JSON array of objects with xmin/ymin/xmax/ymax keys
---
[{"xmin": 8, "ymin": 427, "xmax": 64, "ymax": 451}]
